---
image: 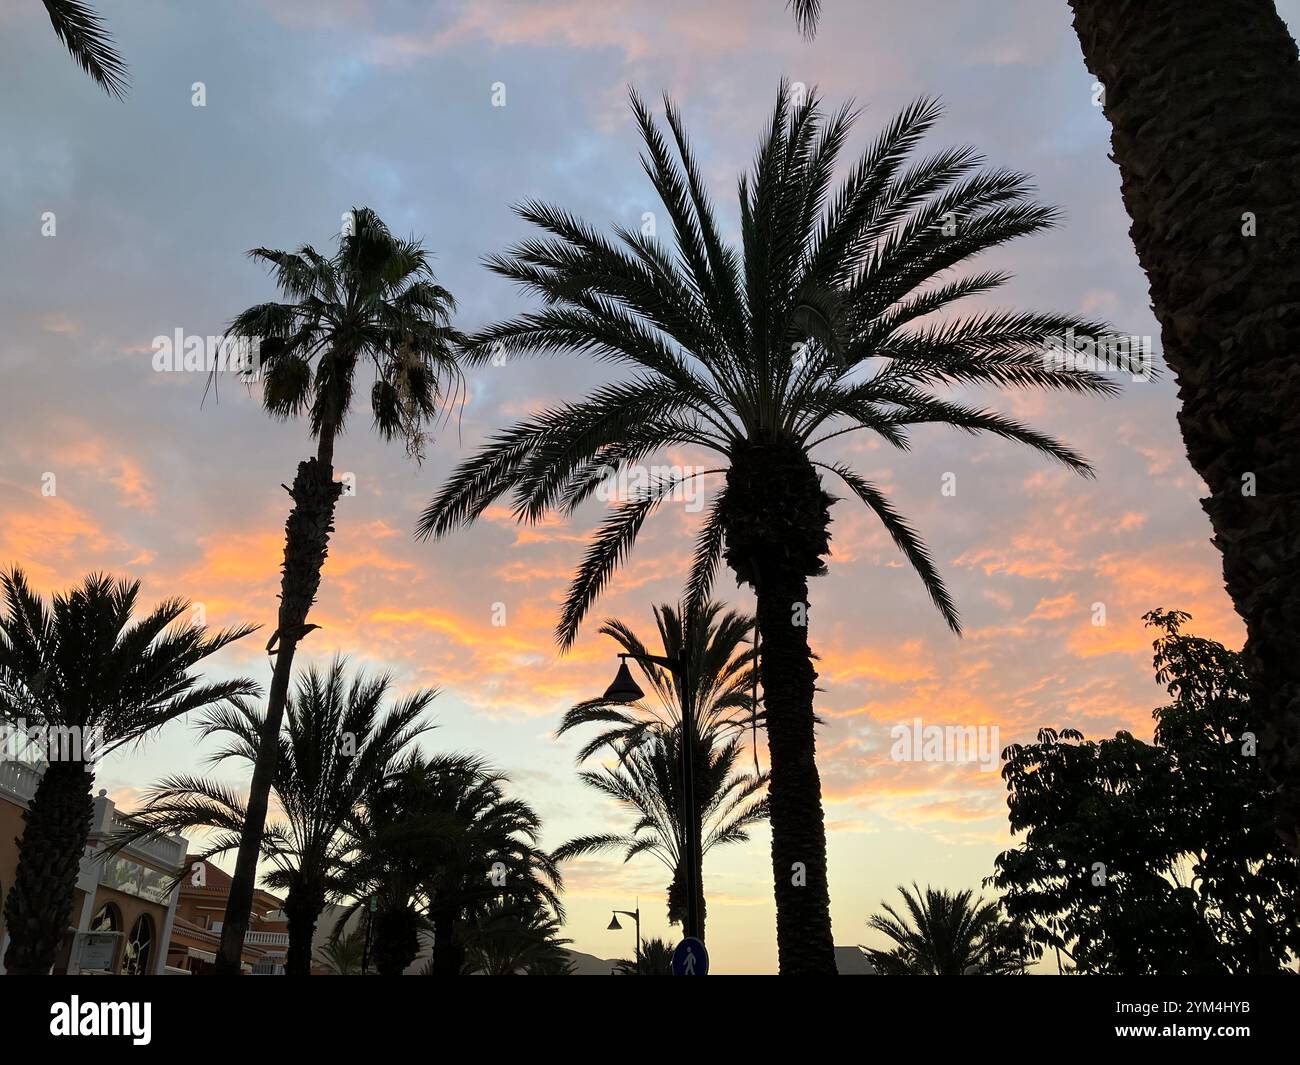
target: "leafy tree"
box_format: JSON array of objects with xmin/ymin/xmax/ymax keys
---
[
  {"xmin": 555, "ymin": 729, "xmax": 767, "ymax": 936},
  {"xmin": 862, "ymin": 883, "xmax": 1029, "ymax": 975},
  {"xmin": 0, "ymin": 568, "xmax": 257, "ymax": 975},
  {"xmin": 1065, "ymin": 2, "xmax": 1300, "ymax": 851},
  {"xmin": 217, "ymin": 207, "xmax": 463, "ymax": 971},
  {"xmin": 41, "ymin": 1, "xmax": 128, "ymax": 98},
  {"xmin": 991, "ymin": 610, "xmax": 1300, "ymax": 974},
  {"xmin": 113, "ymin": 658, "xmax": 435, "ymax": 975},
  {"xmin": 416, "ymin": 84, "xmax": 1117, "ymax": 972}
]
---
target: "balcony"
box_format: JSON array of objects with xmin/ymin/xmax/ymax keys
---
[
  {"xmin": 0, "ymin": 760, "xmax": 42, "ymax": 804},
  {"xmin": 243, "ymin": 930, "xmax": 290, "ymax": 948}
]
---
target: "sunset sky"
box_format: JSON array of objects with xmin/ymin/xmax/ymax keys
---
[{"xmin": 4, "ymin": 0, "xmax": 1294, "ymax": 974}]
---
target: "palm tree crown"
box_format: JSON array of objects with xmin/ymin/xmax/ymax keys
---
[
  {"xmin": 787, "ymin": 0, "xmax": 822, "ymax": 37},
  {"xmin": 228, "ymin": 206, "xmax": 463, "ymax": 463},
  {"xmin": 863, "ymin": 883, "xmax": 1027, "ymax": 975},
  {"xmin": 113, "ymin": 658, "xmax": 437, "ymax": 974},
  {"xmin": 0, "ymin": 568, "xmax": 257, "ymax": 752},
  {"xmin": 0, "ymin": 567, "xmax": 257, "ymax": 975},
  {"xmin": 557, "ymin": 600, "xmax": 757, "ymax": 762},
  {"xmin": 417, "ymin": 85, "xmax": 1118, "ymax": 645},
  {"xmin": 338, "ymin": 752, "xmax": 564, "ymax": 975}
]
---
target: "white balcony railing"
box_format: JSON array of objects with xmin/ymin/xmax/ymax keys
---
[
  {"xmin": 243, "ymin": 930, "xmax": 290, "ymax": 948},
  {"xmin": 109, "ymin": 812, "xmax": 187, "ymax": 868},
  {"xmin": 0, "ymin": 760, "xmax": 43, "ymax": 804}
]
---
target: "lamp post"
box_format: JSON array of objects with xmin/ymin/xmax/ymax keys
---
[
  {"xmin": 601, "ymin": 652, "xmax": 703, "ymax": 942},
  {"xmin": 607, "ymin": 906, "xmax": 641, "ymax": 973}
]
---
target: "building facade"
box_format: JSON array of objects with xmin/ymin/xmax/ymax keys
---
[{"xmin": 0, "ymin": 760, "xmax": 186, "ymax": 975}]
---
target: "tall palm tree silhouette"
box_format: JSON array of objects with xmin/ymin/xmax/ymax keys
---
[
  {"xmin": 417, "ymin": 84, "xmax": 1118, "ymax": 973},
  {"xmin": 216, "ymin": 208, "xmax": 463, "ymax": 972}
]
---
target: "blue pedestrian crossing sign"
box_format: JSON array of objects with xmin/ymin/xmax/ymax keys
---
[{"xmin": 671, "ymin": 937, "xmax": 709, "ymax": 976}]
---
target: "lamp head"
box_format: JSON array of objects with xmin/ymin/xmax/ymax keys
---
[{"xmin": 603, "ymin": 661, "xmax": 645, "ymax": 703}]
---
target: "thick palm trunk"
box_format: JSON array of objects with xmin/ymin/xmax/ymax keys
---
[
  {"xmin": 2, "ymin": 761, "xmax": 96, "ymax": 975},
  {"xmin": 431, "ymin": 907, "xmax": 465, "ymax": 975},
  {"xmin": 216, "ymin": 439, "xmax": 343, "ymax": 973},
  {"xmin": 721, "ymin": 433, "xmax": 838, "ymax": 974},
  {"xmin": 373, "ymin": 907, "xmax": 420, "ymax": 976},
  {"xmin": 667, "ymin": 858, "xmax": 707, "ymax": 939},
  {"xmin": 283, "ymin": 882, "xmax": 324, "ymax": 976},
  {"xmin": 1068, "ymin": 0, "xmax": 1300, "ymax": 848}
]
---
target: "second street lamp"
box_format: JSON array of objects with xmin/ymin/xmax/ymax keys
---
[
  {"xmin": 601, "ymin": 651, "xmax": 703, "ymax": 942},
  {"xmin": 607, "ymin": 906, "xmax": 641, "ymax": 973}
]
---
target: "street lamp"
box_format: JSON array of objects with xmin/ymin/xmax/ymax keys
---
[
  {"xmin": 601, "ymin": 652, "xmax": 702, "ymax": 942},
  {"xmin": 607, "ymin": 906, "xmax": 641, "ymax": 973}
]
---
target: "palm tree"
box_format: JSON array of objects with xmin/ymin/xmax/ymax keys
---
[
  {"xmin": 41, "ymin": 1, "xmax": 128, "ymax": 98},
  {"xmin": 462, "ymin": 898, "xmax": 574, "ymax": 975},
  {"xmin": 216, "ymin": 207, "xmax": 463, "ymax": 972},
  {"xmin": 416, "ymin": 86, "xmax": 1118, "ymax": 972},
  {"xmin": 786, "ymin": 0, "xmax": 821, "ymax": 37},
  {"xmin": 862, "ymin": 884, "xmax": 1028, "ymax": 975},
  {"xmin": 338, "ymin": 752, "xmax": 563, "ymax": 976},
  {"xmin": 0, "ymin": 568, "xmax": 257, "ymax": 975},
  {"xmin": 555, "ymin": 730, "xmax": 767, "ymax": 937},
  {"xmin": 558, "ymin": 599, "xmax": 758, "ymax": 932},
  {"xmin": 559, "ymin": 601, "xmax": 757, "ymax": 761},
  {"xmin": 615, "ymin": 936, "xmax": 674, "ymax": 975},
  {"xmin": 315, "ymin": 926, "xmax": 368, "ymax": 975},
  {"xmin": 112, "ymin": 658, "xmax": 435, "ymax": 975}
]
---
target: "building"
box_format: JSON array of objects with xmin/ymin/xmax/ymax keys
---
[
  {"xmin": 0, "ymin": 761, "xmax": 186, "ymax": 975},
  {"xmin": 165, "ymin": 856, "xmax": 291, "ymax": 974}
]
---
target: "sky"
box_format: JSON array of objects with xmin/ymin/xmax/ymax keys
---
[{"xmin": 2, "ymin": 0, "xmax": 1295, "ymax": 974}]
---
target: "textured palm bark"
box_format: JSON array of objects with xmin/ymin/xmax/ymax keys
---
[
  {"xmin": 283, "ymin": 882, "xmax": 324, "ymax": 976},
  {"xmin": 431, "ymin": 907, "xmax": 466, "ymax": 975},
  {"xmin": 2, "ymin": 760, "xmax": 96, "ymax": 975},
  {"xmin": 721, "ymin": 433, "xmax": 838, "ymax": 974},
  {"xmin": 1069, "ymin": 0, "xmax": 1300, "ymax": 848},
  {"xmin": 216, "ymin": 455, "xmax": 343, "ymax": 973},
  {"xmin": 374, "ymin": 907, "xmax": 421, "ymax": 976},
  {"xmin": 667, "ymin": 854, "xmax": 707, "ymax": 938}
]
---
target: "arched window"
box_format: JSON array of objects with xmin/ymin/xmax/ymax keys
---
[
  {"xmin": 122, "ymin": 914, "xmax": 154, "ymax": 975},
  {"xmin": 90, "ymin": 903, "xmax": 120, "ymax": 934}
]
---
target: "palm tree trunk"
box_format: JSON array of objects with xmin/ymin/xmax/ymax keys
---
[
  {"xmin": 2, "ymin": 761, "xmax": 96, "ymax": 975},
  {"xmin": 721, "ymin": 433, "xmax": 838, "ymax": 974},
  {"xmin": 373, "ymin": 907, "xmax": 420, "ymax": 976},
  {"xmin": 431, "ymin": 906, "xmax": 465, "ymax": 975},
  {"xmin": 216, "ymin": 430, "xmax": 343, "ymax": 973},
  {"xmin": 1067, "ymin": 0, "xmax": 1300, "ymax": 850},
  {"xmin": 667, "ymin": 858, "xmax": 707, "ymax": 939},
  {"xmin": 283, "ymin": 882, "xmax": 324, "ymax": 976}
]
